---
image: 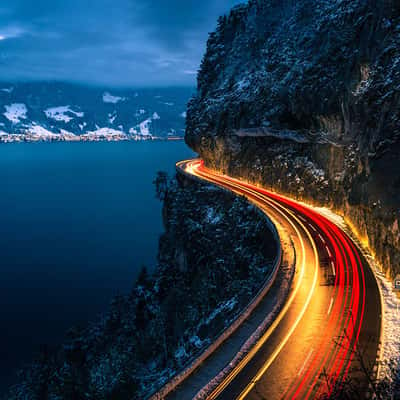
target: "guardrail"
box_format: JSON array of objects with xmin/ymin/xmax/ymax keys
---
[{"xmin": 147, "ymin": 160, "xmax": 283, "ymax": 400}]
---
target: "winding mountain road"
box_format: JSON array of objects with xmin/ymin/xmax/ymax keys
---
[{"xmin": 176, "ymin": 159, "xmax": 381, "ymax": 400}]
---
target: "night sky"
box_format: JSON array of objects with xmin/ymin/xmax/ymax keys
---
[{"xmin": 0, "ymin": 0, "xmax": 243, "ymax": 87}]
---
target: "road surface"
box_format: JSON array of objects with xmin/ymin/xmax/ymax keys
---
[{"xmin": 176, "ymin": 159, "xmax": 381, "ymax": 400}]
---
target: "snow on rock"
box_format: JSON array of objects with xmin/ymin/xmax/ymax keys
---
[
  {"xmin": 204, "ymin": 298, "xmax": 237, "ymax": 326},
  {"xmin": 102, "ymin": 92, "xmax": 126, "ymax": 104},
  {"xmin": 374, "ymin": 267, "xmax": 400, "ymax": 390},
  {"xmin": 25, "ymin": 124, "xmax": 58, "ymax": 139},
  {"xmin": 189, "ymin": 336, "xmax": 203, "ymax": 349},
  {"xmin": 44, "ymin": 106, "xmax": 84, "ymax": 123},
  {"xmin": 84, "ymin": 127, "xmax": 128, "ymax": 140},
  {"xmin": 59, "ymin": 129, "xmax": 80, "ymax": 141},
  {"xmin": 1, "ymin": 87, "xmax": 13, "ymax": 93},
  {"xmin": 174, "ymin": 346, "xmax": 188, "ymax": 361},
  {"xmin": 134, "ymin": 112, "xmax": 162, "ymax": 136},
  {"xmin": 108, "ymin": 112, "xmax": 117, "ymax": 124},
  {"xmin": 4, "ymin": 103, "xmax": 27, "ymax": 124},
  {"xmin": 205, "ymin": 207, "xmax": 222, "ymax": 225},
  {"xmin": 135, "ymin": 109, "xmax": 146, "ymax": 117},
  {"xmin": 139, "ymin": 119, "xmax": 152, "ymax": 136}
]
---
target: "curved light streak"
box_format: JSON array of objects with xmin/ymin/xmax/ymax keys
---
[{"xmin": 176, "ymin": 159, "xmax": 374, "ymax": 400}]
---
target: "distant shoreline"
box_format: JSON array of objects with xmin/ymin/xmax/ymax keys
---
[{"xmin": 0, "ymin": 134, "xmax": 184, "ymax": 143}]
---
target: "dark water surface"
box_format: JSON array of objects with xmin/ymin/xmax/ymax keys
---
[{"xmin": 0, "ymin": 141, "xmax": 194, "ymax": 391}]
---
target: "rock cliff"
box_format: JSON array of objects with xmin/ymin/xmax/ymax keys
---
[{"xmin": 186, "ymin": 0, "xmax": 400, "ymax": 277}]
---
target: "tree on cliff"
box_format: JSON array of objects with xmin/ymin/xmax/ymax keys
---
[{"xmin": 154, "ymin": 171, "xmax": 169, "ymax": 201}]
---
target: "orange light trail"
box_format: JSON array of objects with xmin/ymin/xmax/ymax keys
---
[{"xmin": 177, "ymin": 159, "xmax": 373, "ymax": 400}]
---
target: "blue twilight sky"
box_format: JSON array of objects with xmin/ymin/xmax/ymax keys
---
[{"xmin": 0, "ymin": 0, "xmax": 243, "ymax": 87}]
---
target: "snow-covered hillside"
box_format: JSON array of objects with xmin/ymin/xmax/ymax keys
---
[{"xmin": 0, "ymin": 82, "xmax": 192, "ymax": 142}]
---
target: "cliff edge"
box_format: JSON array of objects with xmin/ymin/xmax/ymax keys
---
[{"xmin": 186, "ymin": 0, "xmax": 400, "ymax": 278}]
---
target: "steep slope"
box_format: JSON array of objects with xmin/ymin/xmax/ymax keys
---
[{"xmin": 186, "ymin": 0, "xmax": 400, "ymax": 278}]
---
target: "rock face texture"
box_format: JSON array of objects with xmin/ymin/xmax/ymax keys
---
[{"xmin": 186, "ymin": 0, "xmax": 400, "ymax": 277}]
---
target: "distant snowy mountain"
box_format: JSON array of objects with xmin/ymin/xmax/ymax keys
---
[{"xmin": 0, "ymin": 82, "xmax": 192, "ymax": 142}]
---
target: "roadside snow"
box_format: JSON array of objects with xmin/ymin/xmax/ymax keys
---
[
  {"xmin": 190, "ymin": 336, "xmax": 203, "ymax": 349},
  {"xmin": 175, "ymin": 347, "xmax": 188, "ymax": 361},
  {"xmin": 4, "ymin": 103, "xmax": 27, "ymax": 124},
  {"xmin": 308, "ymin": 205, "xmax": 400, "ymax": 389},
  {"xmin": 204, "ymin": 298, "xmax": 237, "ymax": 326},
  {"xmin": 44, "ymin": 106, "xmax": 84, "ymax": 123},
  {"xmin": 373, "ymin": 268, "xmax": 400, "ymax": 386},
  {"xmin": 103, "ymin": 92, "xmax": 126, "ymax": 104}
]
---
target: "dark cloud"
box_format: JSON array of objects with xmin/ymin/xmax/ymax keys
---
[{"xmin": 0, "ymin": 0, "xmax": 243, "ymax": 87}]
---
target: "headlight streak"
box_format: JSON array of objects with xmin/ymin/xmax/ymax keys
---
[
  {"xmin": 200, "ymin": 162, "xmax": 367, "ymax": 400},
  {"xmin": 284, "ymin": 221, "xmax": 348, "ymax": 399},
  {"xmin": 177, "ymin": 159, "xmax": 370, "ymax": 400},
  {"xmin": 185, "ymin": 161, "xmax": 319, "ymax": 400}
]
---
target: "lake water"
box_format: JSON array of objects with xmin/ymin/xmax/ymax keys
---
[{"xmin": 0, "ymin": 141, "xmax": 195, "ymax": 392}]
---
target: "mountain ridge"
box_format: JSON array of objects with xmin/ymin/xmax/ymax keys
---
[{"xmin": 0, "ymin": 82, "xmax": 193, "ymax": 141}]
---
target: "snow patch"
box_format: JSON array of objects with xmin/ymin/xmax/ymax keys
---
[
  {"xmin": 139, "ymin": 119, "xmax": 152, "ymax": 136},
  {"xmin": 59, "ymin": 129, "xmax": 79, "ymax": 139},
  {"xmin": 308, "ymin": 205, "xmax": 400, "ymax": 391},
  {"xmin": 25, "ymin": 124, "xmax": 58, "ymax": 139},
  {"xmin": 152, "ymin": 112, "xmax": 160, "ymax": 120},
  {"xmin": 205, "ymin": 207, "xmax": 222, "ymax": 225},
  {"xmin": 189, "ymin": 336, "xmax": 203, "ymax": 349},
  {"xmin": 84, "ymin": 127, "xmax": 127, "ymax": 138},
  {"xmin": 204, "ymin": 298, "xmax": 237, "ymax": 326},
  {"xmin": 1, "ymin": 87, "xmax": 13, "ymax": 93},
  {"xmin": 4, "ymin": 103, "xmax": 27, "ymax": 124},
  {"xmin": 44, "ymin": 106, "xmax": 84, "ymax": 123},
  {"xmin": 108, "ymin": 112, "xmax": 117, "ymax": 124},
  {"xmin": 180, "ymin": 111, "xmax": 187, "ymax": 118},
  {"xmin": 174, "ymin": 347, "xmax": 188, "ymax": 361},
  {"xmin": 102, "ymin": 92, "xmax": 126, "ymax": 104}
]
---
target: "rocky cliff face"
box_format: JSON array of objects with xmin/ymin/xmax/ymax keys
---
[{"xmin": 186, "ymin": 0, "xmax": 400, "ymax": 277}]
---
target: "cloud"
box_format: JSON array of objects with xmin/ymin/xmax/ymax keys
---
[
  {"xmin": 0, "ymin": 25, "xmax": 26, "ymax": 40},
  {"xmin": 183, "ymin": 70, "xmax": 198, "ymax": 75},
  {"xmin": 0, "ymin": 0, "xmax": 243, "ymax": 87}
]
